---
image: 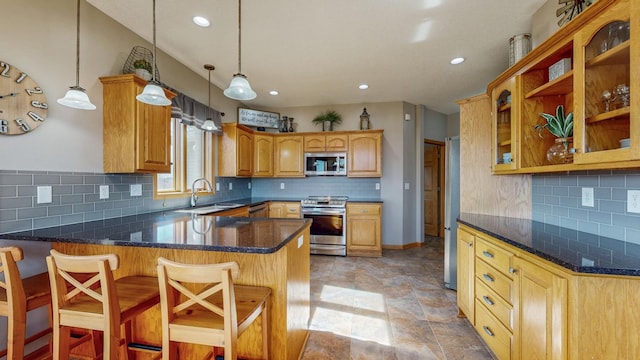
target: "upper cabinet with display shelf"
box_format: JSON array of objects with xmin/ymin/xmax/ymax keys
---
[
  {"xmin": 487, "ymin": 0, "xmax": 640, "ymax": 173},
  {"xmin": 491, "ymin": 77, "xmax": 518, "ymax": 173}
]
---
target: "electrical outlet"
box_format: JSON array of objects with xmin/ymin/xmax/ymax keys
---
[
  {"xmin": 37, "ymin": 186, "xmax": 52, "ymax": 204},
  {"xmin": 229, "ymin": 182, "xmax": 233, "ymax": 190},
  {"xmin": 130, "ymin": 184, "xmax": 142, "ymax": 197},
  {"xmin": 99, "ymin": 185, "xmax": 109, "ymax": 199},
  {"xmin": 216, "ymin": 183, "xmax": 220, "ymax": 191},
  {"xmin": 248, "ymin": 182, "xmax": 252, "ymax": 190},
  {"xmin": 280, "ymin": 183, "xmax": 285, "ymax": 190},
  {"xmin": 375, "ymin": 183, "xmax": 380, "ymax": 190},
  {"xmin": 582, "ymin": 187, "xmax": 594, "ymax": 207},
  {"xmin": 404, "ymin": 183, "xmax": 410, "ymax": 190},
  {"xmin": 628, "ymin": 190, "xmax": 640, "ymax": 213}
]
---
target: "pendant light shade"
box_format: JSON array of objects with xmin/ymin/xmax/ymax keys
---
[
  {"xmin": 136, "ymin": 0, "xmax": 171, "ymax": 106},
  {"xmin": 137, "ymin": 81, "xmax": 171, "ymax": 106},
  {"xmin": 224, "ymin": 0, "xmax": 256, "ymax": 101},
  {"xmin": 224, "ymin": 74, "xmax": 256, "ymax": 101},
  {"xmin": 202, "ymin": 64, "xmax": 219, "ymax": 132},
  {"xmin": 57, "ymin": 0, "xmax": 96, "ymax": 110},
  {"xmin": 58, "ymin": 86, "xmax": 96, "ymax": 110}
]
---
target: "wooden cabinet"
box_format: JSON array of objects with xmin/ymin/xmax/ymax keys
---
[
  {"xmin": 458, "ymin": 223, "xmax": 571, "ymax": 360},
  {"xmin": 512, "ymin": 256, "xmax": 567, "ymax": 360},
  {"xmin": 216, "ymin": 206, "xmax": 249, "ymax": 217},
  {"xmin": 218, "ymin": 123, "xmax": 253, "ymax": 177},
  {"xmin": 268, "ymin": 202, "xmax": 301, "ymax": 218},
  {"xmin": 346, "ymin": 203, "xmax": 381, "ymax": 257},
  {"xmin": 347, "ymin": 130, "xmax": 383, "ymax": 177},
  {"xmin": 573, "ymin": 1, "xmax": 635, "ymax": 164},
  {"xmin": 100, "ymin": 74, "xmax": 176, "ymax": 173},
  {"xmin": 303, "ymin": 134, "xmax": 348, "ymax": 152},
  {"xmin": 456, "ymin": 227, "xmax": 475, "ymax": 323},
  {"xmin": 492, "ymin": 77, "xmax": 519, "ymax": 173},
  {"xmin": 487, "ymin": 0, "xmax": 640, "ymax": 173},
  {"xmin": 253, "ymin": 133, "xmax": 274, "ymax": 177},
  {"xmin": 274, "ymin": 135, "xmax": 304, "ymax": 177}
]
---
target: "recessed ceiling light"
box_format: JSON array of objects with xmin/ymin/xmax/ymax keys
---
[
  {"xmin": 269, "ymin": 90, "xmax": 279, "ymax": 96},
  {"xmin": 358, "ymin": 84, "xmax": 369, "ymax": 90},
  {"xmin": 450, "ymin": 57, "xmax": 465, "ymax": 65},
  {"xmin": 193, "ymin": 16, "xmax": 210, "ymax": 27}
]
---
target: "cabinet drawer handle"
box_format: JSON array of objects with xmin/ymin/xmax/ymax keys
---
[
  {"xmin": 482, "ymin": 250, "xmax": 494, "ymax": 258},
  {"xmin": 482, "ymin": 273, "xmax": 495, "ymax": 282},
  {"xmin": 483, "ymin": 326, "xmax": 495, "ymax": 337},
  {"xmin": 482, "ymin": 295, "xmax": 494, "ymax": 306}
]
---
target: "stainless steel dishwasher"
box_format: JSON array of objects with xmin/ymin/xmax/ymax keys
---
[{"xmin": 248, "ymin": 202, "xmax": 268, "ymax": 218}]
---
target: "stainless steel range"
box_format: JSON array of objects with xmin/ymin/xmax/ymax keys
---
[{"xmin": 301, "ymin": 196, "xmax": 348, "ymax": 256}]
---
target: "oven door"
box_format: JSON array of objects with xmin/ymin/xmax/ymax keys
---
[{"xmin": 302, "ymin": 208, "xmax": 346, "ymax": 246}]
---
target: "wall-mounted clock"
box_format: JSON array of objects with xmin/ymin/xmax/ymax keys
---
[
  {"xmin": 557, "ymin": 0, "xmax": 593, "ymax": 27},
  {"xmin": 0, "ymin": 60, "xmax": 48, "ymax": 135}
]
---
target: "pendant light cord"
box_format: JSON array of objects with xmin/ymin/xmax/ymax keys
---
[
  {"xmin": 74, "ymin": 0, "xmax": 81, "ymax": 87},
  {"xmin": 207, "ymin": 68, "xmax": 211, "ymax": 119},
  {"xmin": 237, "ymin": 0, "xmax": 242, "ymax": 74},
  {"xmin": 152, "ymin": 0, "xmax": 157, "ymax": 81}
]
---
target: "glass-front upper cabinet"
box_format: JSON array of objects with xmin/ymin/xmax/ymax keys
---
[
  {"xmin": 491, "ymin": 77, "xmax": 518, "ymax": 173},
  {"xmin": 573, "ymin": 0, "xmax": 635, "ymax": 164}
]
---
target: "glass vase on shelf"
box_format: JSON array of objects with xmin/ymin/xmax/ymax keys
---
[{"xmin": 547, "ymin": 137, "xmax": 574, "ymax": 164}]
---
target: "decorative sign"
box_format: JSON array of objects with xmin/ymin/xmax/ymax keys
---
[{"xmin": 238, "ymin": 107, "xmax": 279, "ymax": 128}]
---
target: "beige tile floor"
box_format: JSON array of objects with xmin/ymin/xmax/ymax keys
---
[{"xmin": 301, "ymin": 237, "xmax": 495, "ymax": 360}]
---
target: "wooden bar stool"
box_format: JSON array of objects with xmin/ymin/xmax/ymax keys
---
[
  {"xmin": 46, "ymin": 249, "xmax": 161, "ymax": 360},
  {"xmin": 0, "ymin": 246, "xmax": 99, "ymax": 360},
  {"xmin": 156, "ymin": 258, "xmax": 271, "ymax": 360},
  {"xmin": 0, "ymin": 246, "xmax": 52, "ymax": 360}
]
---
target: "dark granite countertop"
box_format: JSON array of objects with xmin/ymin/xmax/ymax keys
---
[
  {"xmin": 458, "ymin": 213, "xmax": 640, "ymax": 277},
  {"xmin": 229, "ymin": 197, "xmax": 383, "ymax": 204},
  {"xmin": 1, "ymin": 210, "xmax": 311, "ymax": 254}
]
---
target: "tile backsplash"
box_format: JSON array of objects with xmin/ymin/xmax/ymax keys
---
[
  {"xmin": 0, "ymin": 170, "xmax": 250, "ymax": 234},
  {"xmin": 532, "ymin": 170, "xmax": 640, "ymax": 244},
  {"xmin": 0, "ymin": 170, "xmax": 380, "ymax": 234}
]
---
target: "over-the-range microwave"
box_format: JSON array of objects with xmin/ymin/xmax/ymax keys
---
[{"xmin": 304, "ymin": 152, "xmax": 347, "ymax": 176}]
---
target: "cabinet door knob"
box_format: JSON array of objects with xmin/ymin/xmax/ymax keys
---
[
  {"xmin": 482, "ymin": 250, "xmax": 494, "ymax": 258},
  {"xmin": 468, "ymin": 242, "xmax": 473, "ymax": 248},
  {"xmin": 482, "ymin": 326, "xmax": 495, "ymax": 337},
  {"xmin": 509, "ymin": 267, "xmax": 517, "ymax": 274},
  {"xmin": 482, "ymin": 273, "xmax": 495, "ymax": 282}
]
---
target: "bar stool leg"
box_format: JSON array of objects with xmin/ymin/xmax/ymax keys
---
[{"xmin": 7, "ymin": 312, "xmax": 26, "ymax": 359}]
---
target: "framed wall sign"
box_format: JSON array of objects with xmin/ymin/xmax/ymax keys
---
[{"xmin": 238, "ymin": 107, "xmax": 279, "ymax": 128}]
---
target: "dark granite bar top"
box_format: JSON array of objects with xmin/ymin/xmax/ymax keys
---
[
  {"xmin": 228, "ymin": 197, "xmax": 383, "ymax": 204},
  {"xmin": 458, "ymin": 213, "xmax": 640, "ymax": 277},
  {"xmin": 1, "ymin": 210, "xmax": 311, "ymax": 254}
]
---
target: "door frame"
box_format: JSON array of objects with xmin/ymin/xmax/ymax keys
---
[{"xmin": 424, "ymin": 139, "xmax": 445, "ymax": 237}]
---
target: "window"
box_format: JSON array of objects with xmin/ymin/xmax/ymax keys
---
[{"xmin": 155, "ymin": 118, "xmax": 215, "ymax": 198}]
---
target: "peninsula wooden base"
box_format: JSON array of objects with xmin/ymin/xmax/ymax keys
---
[{"xmin": 53, "ymin": 224, "xmax": 310, "ymax": 360}]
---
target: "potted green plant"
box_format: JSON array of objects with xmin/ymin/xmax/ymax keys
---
[
  {"xmin": 133, "ymin": 59, "xmax": 153, "ymax": 80},
  {"xmin": 534, "ymin": 105, "xmax": 574, "ymax": 164},
  {"xmin": 312, "ymin": 110, "xmax": 342, "ymax": 131}
]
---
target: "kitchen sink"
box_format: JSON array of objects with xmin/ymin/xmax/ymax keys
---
[{"xmin": 174, "ymin": 203, "xmax": 243, "ymax": 215}]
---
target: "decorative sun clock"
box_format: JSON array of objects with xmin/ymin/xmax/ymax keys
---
[
  {"xmin": 0, "ymin": 60, "xmax": 48, "ymax": 135},
  {"xmin": 557, "ymin": 0, "xmax": 593, "ymax": 27}
]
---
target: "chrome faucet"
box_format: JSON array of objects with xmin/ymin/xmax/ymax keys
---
[{"xmin": 190, "ymin": 178, "xmax": 213, "ymax": 207}]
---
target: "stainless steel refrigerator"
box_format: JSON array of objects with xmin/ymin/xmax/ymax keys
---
[{"xmin": 444, "ymin": 136, "xmax": 460, "ymax": 290}]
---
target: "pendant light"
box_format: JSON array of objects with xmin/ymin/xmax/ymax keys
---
[
  {"xmin": 223, "ymin": 0, "xmax": 257, "ymax": 101},
  {"xmin": 136, "ymin": 0, "xmax": 172, "ymax": 106},
  {"xmin": 201, "ymin": 64, "xmax": 217, "ymax": 131},
  {"xmin": 57, "ymin": 0, "xmax": 96, "ymax": 110}
]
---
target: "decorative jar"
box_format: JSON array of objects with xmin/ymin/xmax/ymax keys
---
[{"xmin": 547, "ymin": 137, "xmax": 574, "ymax": 164}]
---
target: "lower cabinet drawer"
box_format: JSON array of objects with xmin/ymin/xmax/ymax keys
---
[
  {"xmin": 475, "ymin": 299, "xmax": 512, "ymax": 360},
  {"xmin": 476, "ymin": 279, "xmax": 513, "ymax": 331},
  {"xmin": 476, "ymin": 258, "xmax": 513, "ymax": 303}
]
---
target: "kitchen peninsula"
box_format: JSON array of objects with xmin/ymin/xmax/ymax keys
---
[{"xmin": 2, "ymin": 212, "xmax": 311, "ymax": 360}]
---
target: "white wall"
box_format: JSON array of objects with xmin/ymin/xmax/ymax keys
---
[{"xmin": 0, "ymin": 0, "xmax": 241, "ymax": 172}]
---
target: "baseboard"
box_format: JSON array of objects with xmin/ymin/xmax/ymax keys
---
[{"xmin": 382, "ymin": 242, "xmax": 424, "ymax": 250}]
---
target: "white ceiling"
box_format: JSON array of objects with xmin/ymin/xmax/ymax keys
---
[{"xmin": 87, "ymin": 0, "xmax": 548, "ymax": 115}]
